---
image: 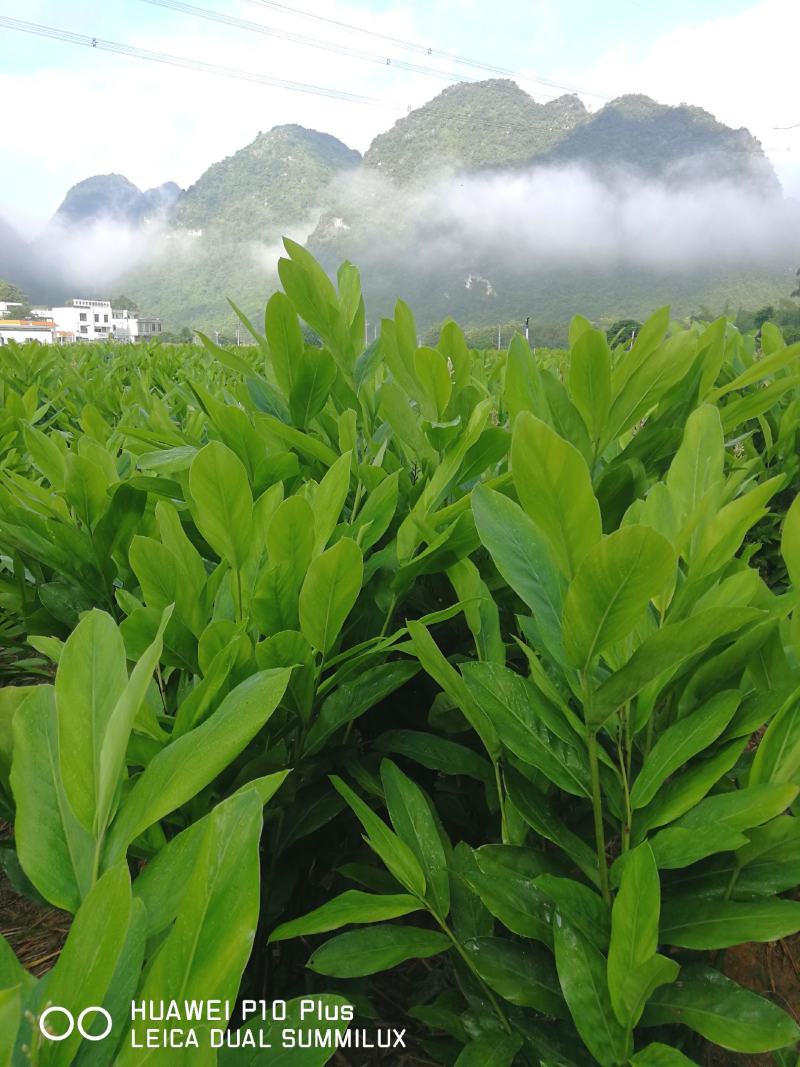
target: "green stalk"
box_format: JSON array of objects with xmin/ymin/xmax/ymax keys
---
[
  {"xmin": 493, "ymin": 760, "xmax": 509, "ymax": 845},
  {"xmin": 581, "ymin": 673, "xmax": 611, "ymax": 903},
  {"xmin": 587, "ymin": 729, "xmax": 611, "ymax": 904},
  {"xmin": 434, "ymin": 915, "xmax": 512, "ymax": 1035}
]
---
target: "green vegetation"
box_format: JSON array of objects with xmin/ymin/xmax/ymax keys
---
[{"xmin": 1, "ymin": 243, "xmax": 800, "ymax": 1064}]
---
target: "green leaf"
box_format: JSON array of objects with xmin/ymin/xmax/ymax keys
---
[
  {"xmin": 218, "ymin": 995, "xmax": 351, "ymax": 1067},
  {"xmin": 414, "ymin": 346, "xmax": 452, "ymax": 420},
  {"xmin": 569, "ymin": 328, "xmax": 612, "ymax": 445},
  {"xmin": 351, "ymin": 472, "xmax": 399, "ymax": 551},
  {"xmin": 463, "ymin": 936, "xmax": 565, "ymax": 1014},
  {"xmin": 313, "ymin": 450, "xmax": 351, "ymax": 554},
  {"xmin": 660, "ymin": 898, "xmax": 800, "ymax": 949},
  {"xmin": 267, "ymin": 496, "xmax": 315, "ymax": 587},
  {"xmin": 269, "ymin": 890, "xmax": 422, "ymax": 942},
  {"xmin": 381, "ymin": 759, "xmax": 450, "ymax": 919},
  {"xmin": 307, "ymin": 925, "xmax": 450, "ymax": 977},
  {"xmin": 471, "ymin": 485, "xmax": 566, "ymax": 663},
  {"xmin": 375, "ymin": 730, "xmax": 492, "ymax": 783},
  {"xmin": 55, "ymin": 609, "xmax": 127, "ymax": 834},
  {"xmin": 299, "ymin": 538, "xmax": 363, "ymax": 654},
  {"xmin": 607, "ymin": 843, "xmax": 678, "ymax": 1028},
  {"xmin": 750, "ymin": 685, "xmax": 800, "ymax": 786},
  {"xmin": 38, "ymin": 863, "xmax": 131, "ymax": 1066},
  {"xmin": 406, "ymin": 619, "xmax": 499, "ymax": 758},
  {"xmin": 289, "ymin": 348, "xmax": 337, "ymax": 428},
  {"xmin": 564, "ymin": 526, "xmax": 675, "ymax": 672},
  {"xmin": 511, "ymin": 412, "xmax": 601, "ymax": 578},
  {"xmin": 11, "ymin": 686, "xmax": 93, "ymax": 911},
  {"xmin": 464, "ymin": 865, "xmax": 552, "ymax": 945},
  {"xmin": 461, "ymin": 662, "xmax": 591, "ymax": 797},
  {"xmin": 643, "ymin": 964, "xmax": 799, "ymax": 1052},
  {"xmin": 630, "ymin": 1044, "xmax": 698, "ymax": 1066},
  {"xmin": 534, "ymin": 874, "xmax": 610, "ymax": 952},
  {"xmin": 506, "ymin": 767, "xmax": 599, "ymax": 885},
  {"xmin": 0, "ymin": 986, "xmax": 20, "ymax": 1065},
  {"xmin": 189, "ymin": 441, "xmax": 253, "ymax": 568},
  {"xmin": 454, "ymin": 1035, "xmax": 522, "ymax": 1067},
  {"xmin": 630, "ymin": 690, "xmax": 740, "ymax": 809},
  {"xmin": 265, "ymin": 290, "xmax": 303, "ymax": 394},
  {"xmin": 330, "ymin": 775, "xmax": 426, "ymax": 897},
  {"xmin": 781, "ymin": 493, "xmax": 800, "ymax": 591},
  {"xmin": 590, "ymin": 609, "xmax": 763, "ymax": 726},
  {"xmin": 116, "ymin": 790, "xmax": 264, "ymax": 1062},
  {"xmin": 103, "ymin": 668, "xmax": 290, "ymax": 864},
  {"xmin": 554, "ymin": 921, "xmax": 631, "ymax": 1067}
]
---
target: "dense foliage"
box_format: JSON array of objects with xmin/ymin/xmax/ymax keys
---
[{"xmin": 1, "ymin": 241, "xmax": 800, "ymax": 1065}]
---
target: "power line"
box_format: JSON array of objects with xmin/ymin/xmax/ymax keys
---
[
  {"xmin": 0, "ymin": 15, "xmax": 404, "ymax": 110},
  {"xmin": 140, "ymin": 0, "xmax": 469, "ymax": 84},
  {"xmin": 238, "ymin": 0, "xmax": 613, "ymax": 100}
]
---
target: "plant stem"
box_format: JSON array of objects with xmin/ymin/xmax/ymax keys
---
[
  {"xmin": 494, "ymin": 760, "xmax": 509, "ymax": 844},
  {"xmin": 587, "ymin": 729, "xmax": 611, "ymax": 904},
  {"xmin": 379, "ymin": 594, "xmax": 397, "ymax": 637},
  {"xmin": 616, "ymin": 719, "xmax": 632, "ymax": 853},
  {"xmin": 435, "ymin": 916, "xmax": 512, "ymax": 1035}
]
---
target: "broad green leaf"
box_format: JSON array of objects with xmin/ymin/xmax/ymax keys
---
[
  {"xmin": 554, "ymin": 921, "xmax": 631, "ymax": 1067},
  {"xmin": 313, "ymin": 450, "xmax": 351, "ymax": 554},
  {"xmin": 563, "ymin": 526, "xmax": 675, "ymax": 672},
  {"xmin": 569, "ymin": 327, "xmax": 612, "ymax": 445},
  {"xmin": 511, "ymin": 412, "xmax": 601, "ymax": 578},
  {"xmin": 133, "ymin": 775, "xmax": 288, "ymax": 939},
  {"xmin": 330, "ymin": 775, "xmax": 426, "ymax": 897},
  {"xmin": 375, "ymin": 730, "xmax": 492, "ymax": 783},
  {"xmin": 750, "ymin": 686, "xmax": 800, "ymax": 785},
  {"xmin": 690, "ymin": 476, "xmax": 782, "ymax": 578},
  {"xmin": 630, "ymin": 1045, "xmax": 698, "ymax": 1066},
  {"xmin": 299, "ymin": 538, "xmax": 363, "ymax": 654},
  {"xmin": 643, "ymin": 964, "xmax": 799, "ymax": 1052},
  {"xmin": 630, "ymin": 690, "xmax": 740, "ymax": 809},
  {"xmin": 0, "ymin": 986, "xmax": 20, "ymax": 1065},
  {"xmin": 116, "ymin": 790, "xmax": 264, "ymax": 1065},
  {"xmin": 454, "ymin": 1035, "xmax": 522, "ymax": 1067},
  {"xmin": 607, "ymin": 842, "xmax": 678, "ymax": 1028},
  {"xmin": 381, "ymin": 759, "xmax": 450, "ymax": 919},
  {"xmin": 55, "ymin": 609, "xmax": 127, "ymax": 834},
  {"xmin": 534, "ymin": 874, "xmax": 610, "ymax": 952},
  {"xmin": 414, "ymin": 346, "xmax": 451, "ymax": 419},
  {"xmin": 406, "ymin": 619, "xmax": 499, "ymax": 758},
  {"xmin": 781, "ymin": 493, "xmax": 800, "ymax": 591},
  {"xmin": 461, "ymin": 662, "xmax": 591, "ymax": 797},
  {"xmin": 289, "ymin": 347, "xmax": 337, "ymax": 428},
  {"xmin": 265, "ymin": 290, "xmax": 303, "ymax": 394},
  {"xmin": 304, "ymin": 661, "xmax": 419, "ymax": 756},
  {"xmin": 267, "ymin": 496, "xmax": 315, "ymax": 587},
  {"xmin": 590, "ymin": 609, "xmax": 763, "ymax": 725},
  {"xmin": 217, "ymin": 995, "xmax": 351, "ymax": 1067},
  {"xmin": 189, "ymin": 441, "xmax": 253, "ymax": 568},
  {"xmin": 103, "ymin": 668, "xmax": 290, "ymax": 864},
  {"xmin": 351, "ymin": 472, "xmax": 399, "ymax": 551},
  {"xmin": 12, "ymin": 686, "xmax": 94, "ymax": 911},
  {"xmin": 269, "ymin": 890, "xmax": 422, "ymax": 942},
  {"xmin": 472, "ymin": 485, "xmax": 566, "ymax": 663},
  {"xmin": 464, "ymin": 865, "xmax": 552, "ymax": 945},
  {"xmin": 660, "ymin": 898, "xmax": 800, "ymax": 949},
  {"xmin": 38, "ymin": 863, "xmax": 131, "ymax": 1067},
  {"xmin": 463, "ymin": 937, "xmax": 564, "ymax": 1014},
  {"xmin": 307, "ymin": 925, "xmax": 449, "ymax": 977},
  {"xmin": 506, "ymin": 768, "xmax": 599, "ymax": 884}
]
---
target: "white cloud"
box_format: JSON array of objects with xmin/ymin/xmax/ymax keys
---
[
  {"xmin": 573, "ymin": 0, "xmax": 800, "ymax": 196},
  {"xmin": 0, "ymin": 0, "xmax": 454, "ymax": 228}
]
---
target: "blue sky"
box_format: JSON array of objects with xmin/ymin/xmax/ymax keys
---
[{"xmin": 1, "ymin": 0, "xmax": 799, "ymax": 226}]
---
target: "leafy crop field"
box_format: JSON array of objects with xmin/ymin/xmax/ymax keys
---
[{"xmin": 1, "ymin": 239, "xmax": 799, "ymax": 1065}]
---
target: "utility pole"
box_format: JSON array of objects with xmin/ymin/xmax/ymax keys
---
[
  {"xmin": 214, "ymin": 330, "xmax": 220, "ymax": 344},
  {"xmin": 497, "ymin": 325, "xmax": 501, "ymax": 349},
  {"xmin": 525, "ymin": 316, "xmax": 530, "ymax": 343}
]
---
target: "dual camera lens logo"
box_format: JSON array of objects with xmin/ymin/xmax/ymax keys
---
[{"xmin": 39, "ymin": 1006, "xmax": 112, "ymax": 1042}]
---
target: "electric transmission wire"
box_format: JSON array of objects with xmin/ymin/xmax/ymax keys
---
[
  {"xmin": 140, "ymin": 0, "xmax": 472, "ymax": 85},
  {"xmin": 238, "ymin": 0, "xmax": 613, "ymax": 100},
  {"xmin": 0, "ymin": 15, "xmax": 405, "ymax": 109}
]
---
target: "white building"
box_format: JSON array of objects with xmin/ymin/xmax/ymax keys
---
[
  {"xmin": 0, "ymin": 319, "xmax": 55, "ymax": 345},
  {"xmin": 5, "ymin": 298, "xmax": 160, "ymax": 343}
]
